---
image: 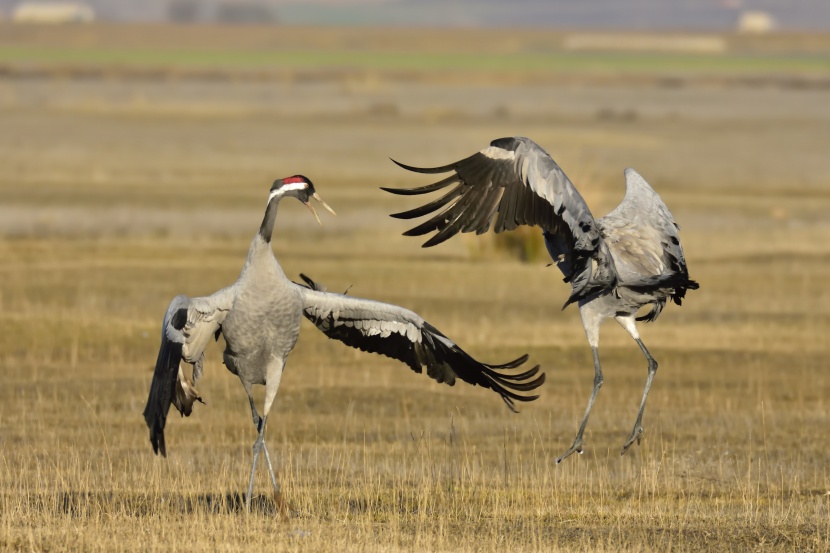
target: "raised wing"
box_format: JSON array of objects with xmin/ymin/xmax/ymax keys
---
[
  {"xmin": 599, "ymin": 168, "xmax": 699, "ymax": 320},
  {"xmin": 296, "ymin": 274, "xmax": 544, "ymax": 412},
  {"xmin": 385, "ymin": 136, "xmax": 615, "ymax": 305},
  {"xmin": 142, "ymin": 286, "xmax": 237, "ymax": 457}
]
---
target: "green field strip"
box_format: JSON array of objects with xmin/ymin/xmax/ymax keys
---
[{"xmin": 0, "ymin": 47, "xmax": 828, "ymax": 74}]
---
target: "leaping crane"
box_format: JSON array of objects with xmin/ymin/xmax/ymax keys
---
[{"xmin": 384, "ymin": 137, "xmax": 698, "ymax": 463}]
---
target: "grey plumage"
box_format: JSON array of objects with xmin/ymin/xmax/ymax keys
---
[
  {"xmin": 384, "ymin": 137, "xmax": 698, "ymax": 462},
  {"xmin": 143, "ymin": 175, "xmax": 544, "ymax": 512}
]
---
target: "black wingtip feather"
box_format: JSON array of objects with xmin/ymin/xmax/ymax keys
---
[
  {"xmin": 484, "ymin": 353, "xmax": 530, "ymax": 370},
  {"xmin": 382, "ymin": 175, "xmax": 460, "ymax": 198},
  {"xmin": 491, "ymin": 363, "xmax": 540, "ymax": 382},
  {"xmin": 492, "ymin": 369, "xmax": 545, "ymax": 392},
  {"xmin": 390, "ymin": 158, "xmax": 457, "ymax": 175},
  {"xmin": 381, "ymin": 185, "xmax": 442, "ymax": 197},
  {"xmin": 402, "ymin": 217, "xmax": 443, "ymax": 237},
  {"xmin": 390, "ymin": 186, "xmax": 464, "ymax": 220},
  {"xmin": 419, "ymin": 323, "xmax": 545, "ymax": 410},
  {"xmin": 421, "ymin": 229, "xmax": 457, "ymax": 248}
]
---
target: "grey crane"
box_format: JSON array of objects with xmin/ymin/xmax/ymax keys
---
[
  {"xmin": 143, "ymin": 174, "xmax": 545, "ymax": 512},
  {"xmin": 383, "ymin": 137, "xmax": 698, "ymax": 463}
]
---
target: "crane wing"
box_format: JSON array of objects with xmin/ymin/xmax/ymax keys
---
[
  {"xmin": 599, "ymin": 169, "xmax": 699, "ymax": 320},
  {"xmin": 296, "ymin": 275, "xmax": 544, "ymax": 412},
  {"xmin": 142, "ymin": 285, "xmax": 237, "ymax": 457},
  {"xmin": 384, "ymin": 136, "xmax": 613, "ymax": 305}
]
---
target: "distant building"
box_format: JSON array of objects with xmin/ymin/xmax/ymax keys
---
[
  {"xmin": 12, "ymin": 1, "xmax": 95, "ymax": 23},
  {"xmin": 166, "ymin": 0, "xmax": 277, "ymax": 24},
  {"xmin": 215, "ymin": 2, "xmax": 277, "ymax": 24},
  {"xmin": 738, "ymin": 11, "xmax": 776, "ymax": 34},
  {"xmin": 168, "ymin": 0, "xmax": 200, "ymax": 23}
]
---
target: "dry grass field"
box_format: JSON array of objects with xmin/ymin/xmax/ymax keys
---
[{"xmin": 1, "ymin": 25, "xmax": 830, "ymax": 551}]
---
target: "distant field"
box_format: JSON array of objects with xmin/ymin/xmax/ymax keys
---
[
  {"xmin": 1, "ymin": 46, "xmax": 829, "ymax": 75},
  {"xmin": 1, "ymin": 24, "xmax": 830, "ymax": 552}
]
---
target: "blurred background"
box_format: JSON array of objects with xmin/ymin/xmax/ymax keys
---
[
  {"xmin": 1, "ymin": 0, "xmax": 830, "ymax": 29},
  {"xmin": 1, "ymin": 1, "xmax": 829, "ymax": 551}
]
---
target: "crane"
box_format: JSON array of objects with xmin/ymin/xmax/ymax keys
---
[
  {"xmin": 383, "ymin": 137, "xmax": 698, "ymax": 463},
  {"xmin": 143, "ymin": 174, "xmax": 545, "ymax": 513}
]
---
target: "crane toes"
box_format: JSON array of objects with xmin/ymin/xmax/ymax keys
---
[{"xmin": 621, "ymin": 427, "xmax": 644, "ymax": 455}]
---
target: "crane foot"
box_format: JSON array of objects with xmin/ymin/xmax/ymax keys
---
[
  {"xmin": 621, "ymin": 426, "xmax": 643, "ymax": 455},
  {"xmin": 274, "ymin": 490, "xmax": 297, "ymax": 521},
  {"xmin": 556, "ymin": 437, "xmax": 584, "ymax": 464}
]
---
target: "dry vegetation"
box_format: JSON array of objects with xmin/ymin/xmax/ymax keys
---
[{"xmin": 1, "ymin": 24, "xmax": 830, "ymax": 551}]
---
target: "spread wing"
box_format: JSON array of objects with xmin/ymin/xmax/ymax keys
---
[
  {"xmin": 599, "ymin": 168, "xmax": 699, "ymax": 320},
  {"xmin": 384, "ymin": 136, "xmax": 614, "ymax": 305},
  {"xmin": 142, "ymin": 285, "xmax": 237, "ymax": 457},
  {"xmin": 296, "ymin": 274, "xmax": 544, "ymax": 412}
]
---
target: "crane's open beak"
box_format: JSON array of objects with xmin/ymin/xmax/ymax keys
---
[{"xmin": 305, "ymin": 192, "xmax": 336, "ymax": 227}]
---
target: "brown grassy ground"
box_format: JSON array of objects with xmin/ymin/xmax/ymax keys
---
[{"xmin": 1, "ymin": 25, "xmax": 829, "ymax": 552}]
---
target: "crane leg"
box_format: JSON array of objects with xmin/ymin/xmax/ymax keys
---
[
  {"xmin": 244, "ymin": 381, "xmax": 291, "ymax": 518},
  {"xmin": 556, "ymin": 347, "xmax": 602, "ymax": 464},
  {"xmin": 261, "ymin": 434, "xmax": 293, "ymax": 520},
  {"xmin": 621, "ymin": 338, "xmax": 658, "ymax": 455}
]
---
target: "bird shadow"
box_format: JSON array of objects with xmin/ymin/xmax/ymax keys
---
[{"xmin": 50, "ymin": 491, "xmax": 293, "ymax": 518}]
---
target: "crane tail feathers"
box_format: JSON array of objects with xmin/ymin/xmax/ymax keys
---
[{"xmin": 296, "ymin": 273, "xmax": 327, "ymax": 292}]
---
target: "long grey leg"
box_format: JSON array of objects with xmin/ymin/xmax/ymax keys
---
[
  {"xmin": 245, "ymin": 386, "xmax": 293, "ymax": 519},
  {"xmin": 246, "ymin": 416, "xmax": 265, "ymax": 512},
  {"xmin": 244, "ymin": 394, "xmax": 281, "ymax": 512},
  {"xmin": 260, "ymin": 422, "xmax": 279, "ymax": 494},
  {"xmin": 259, "ymin": 428, "xmax": 292, "ymax": 520},
  {"xmin": 556, "ymin": 347, "xmax": 603, "ymax": 464},
  {"xmin": 621, "ymin": 338, "xmax": 658, "ymax": 455}
]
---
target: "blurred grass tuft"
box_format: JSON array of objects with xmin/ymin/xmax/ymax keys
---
[{"xmin": 468, "ymin": 227, "xmax": 548, "ymax": 263}]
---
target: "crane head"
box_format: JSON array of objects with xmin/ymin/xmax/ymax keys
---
[{"xmin": 270, "ymin": 175, "xmax": 336, "ymax": 226}]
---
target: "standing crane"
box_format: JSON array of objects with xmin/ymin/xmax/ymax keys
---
[
  {"xmin": 143, "ymin": 175, "xmax": 545, "ymax": 512},
  {"xmin": 383, "ymin": 137, "xmax": 698, "ymax": 463}
]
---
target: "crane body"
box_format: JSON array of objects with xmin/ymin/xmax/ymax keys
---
[{"xmin": 143, "ymin": 175, "xmax": 544, "ymax": 512}]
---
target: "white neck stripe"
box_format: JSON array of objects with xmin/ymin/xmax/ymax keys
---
[{"xmin": 281, "ymin": 181, "xmax": 308, "ymax": 192}]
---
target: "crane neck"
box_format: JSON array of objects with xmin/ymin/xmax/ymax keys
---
[{"xmin": 258, "ymin": 190, "xmax": 285, "ymax": 243}]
